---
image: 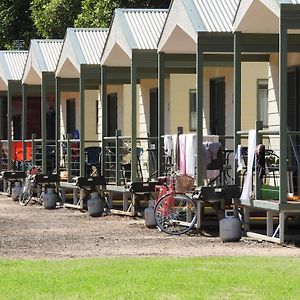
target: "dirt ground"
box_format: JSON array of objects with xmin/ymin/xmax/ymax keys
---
[{"xmin": 1, "ymin": 196, "xmax": 300, "ymax": 259}]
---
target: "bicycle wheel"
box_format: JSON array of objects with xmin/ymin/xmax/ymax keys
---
[
  {"xmin": 154, "ymin": 193, "xmax": 197, "ymax": 235},
  {"xmin": 19, "ymin": 180, "xmax": 35, "ymax": 206}
]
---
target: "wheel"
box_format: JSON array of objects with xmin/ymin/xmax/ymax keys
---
[
  {"xmin": 19, "ymin": 180, "xmax": 35, "ymax": 206},
  {"xmin": 154, "ymin": 193, "xmax": 197, "ymax": 235}
]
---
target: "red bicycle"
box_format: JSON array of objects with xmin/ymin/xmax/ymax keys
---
[{"xmin": 154, "ymin": 174, "xmax": 197, "ymax": 235}]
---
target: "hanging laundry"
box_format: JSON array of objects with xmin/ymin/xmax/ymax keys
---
[
  {"xmin": 186, "ymin": 134, "xmax": 196, "ymax": 177},
  {"xmin": 240, "ymin": 130, "xmax": 256, "ymax": 200},
  {"xmin": 256, "ymin": 144, "xmax": 266, "ymax": 179},
  {"xmin": 178, "ymin": 134, "xmax": 186, "ymax": 174}
]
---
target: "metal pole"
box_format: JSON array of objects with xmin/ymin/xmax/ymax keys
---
[
  {"xmin": 255, "ymin": 121, "xmax": 263, "ymax": 199},
  {"xmin": 131, "ymin": 60, "xmax": 137, "ymax": 182},
  {"xmin": 116, "ymin": 129, "xmax": 121, "ymax": 185},
  {"xmin": 22, "ymin": 84, "xmax": 27, "ymax": 171},
  {"xmin": 196, "ymin": 35, "xmax": 204, "ymax": 186},
  {"xmin": 279, "ymin": 17, "xmax": 287, "ymax": 204},
  {"xmin": 41, "ymin": 73, "xmax": 47, "ymax": 173},
  {"xmin": 55, "ymin": 77, "xmax": 61, "ymax": 175},
  {"xmin": 7, "ymin": 83, "xmax": 12, "ymax": 170},
  {"xmin": 31, "ymin": 134, "xmax": 36, "ymax": 166},
  {"xmin": 0, "ymin": 95, "xmax": 2, "ymax": 173},
  {"xmin": 79, "ymin": 67, "xmax": 85, "ymax": 177},
  {"xmin": 234, "ymin": 32, "xmax": 242, "ymax": 185},
  {"xmin": 158, "ymin": 52, "xmax": 165, "ymax": 176},
  {"xmin": 67, "ymin": 134, "xmax": 72, "ymax": 183},
  {"xmin": 101, "ymin": 66, "xmax": 107, "ymax": 177}
]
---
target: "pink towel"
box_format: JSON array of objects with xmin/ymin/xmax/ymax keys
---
[{"xmin": 178, "ymin": 135, "xmax": 186, "ymax": 174}]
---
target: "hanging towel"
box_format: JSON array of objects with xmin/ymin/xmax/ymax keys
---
[
  {"xmin": 172, "ymin": 134, "xmax": 178, "ymax": 167},
  {"xmin": 236, "ymin": 144, "xmax": 245, "ymax": 172},
  {"xmin": 178, "ymin": 134, "xmax": 186, "ymax": 174},
  {"xmin": 240, "ymin": 130, "xmax": 256, "ymax": 200},
  {"xmin": 186, "ymin": 134, "xmax": 197, "ymax": 177},
  {"xmin": 164, "ymin": 135, "xmax": 173, "ymax": 158},
  {"xmin": 204, "ymin": 135, "xmax": 219, "ymax": 179}
]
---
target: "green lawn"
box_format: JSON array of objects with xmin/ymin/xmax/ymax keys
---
[{"xmin": 0, "ymin": 256, "xmax": 299, "ymax": 299}]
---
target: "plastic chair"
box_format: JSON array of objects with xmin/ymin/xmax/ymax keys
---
[{"xmin": 85, "ymin": 146, "xmax": 101, "ymax": 177}]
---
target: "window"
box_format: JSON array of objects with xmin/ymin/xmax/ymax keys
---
[
  {"xmin": 257, "ymin": 79, "xmax": 268, "ymax": 127},
  {"xmin": 189, "ymin": 90, "xmax": 196, "ymax": 131}
]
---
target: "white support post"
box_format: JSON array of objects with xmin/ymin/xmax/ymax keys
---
[
  {"xmin": 243, "ymin": 206, "xmax": 250, "ymax": 232},
  {"xmin": 267, "ymin": 210, "xmax": 275, "ymax": 237},
  {"xmin": 196, "ymin": 200, "xmax": 202, "ymax": 229},
  {"xmin": 279, "ymin": 211, "xmax": 285, "ymax": 244}
]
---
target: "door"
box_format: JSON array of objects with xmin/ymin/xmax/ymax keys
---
[
  {"xmin": 149, "ymin": 88, "xmax": 158, "ymax": 137},
  {"xmin": 66, "ymin": 99, "xmax": 76, "ymax": 136},
  {"xmin": 287, "ymin": 68, "xmax": 300, "ymax": 193},
  {"xmin": 210, "ymin": 77, "xmax": 225, "ymax": 139},
  {"xmin": 107, "ymin": 93, "xmax": 117, "ymax": 137}
]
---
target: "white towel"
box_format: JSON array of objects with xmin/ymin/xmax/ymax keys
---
[
  {"xmin": 164, "ymin": 135, "xmax": 173, "ymax": 158},
  {"xmin": 178, "ymin": 134, "xmax": 186, "ymax": 174},
  {"xmin": 172, "ymin": 134, "xmax": 178, "ymax": 167},
  {"xmin": 237, "ymin": 144, "xmax": 245, "ymax": 172},
  {"xmin": 240, "ymin": 130, "xmax": 256, "ymax": 200},
  {"xmin": 186, "ymin": 134, "xmax": 196, "ymax": 177}
]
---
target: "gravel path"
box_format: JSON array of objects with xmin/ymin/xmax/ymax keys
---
[{"xmin": 0, "ymin": 196, "xmax": 300, "ymax": 259}]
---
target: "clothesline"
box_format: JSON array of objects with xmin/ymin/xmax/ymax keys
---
[{"xmin": 164, "ymin": 134, "xmax": 221, "ymax": 178}]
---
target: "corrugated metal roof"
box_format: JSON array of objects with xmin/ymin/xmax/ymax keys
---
[
  {"xmin": 1, "ymin": 51, "xmax": 28, "ymax": 81},
  {"xmin": 122, "ymin": 9, "xmax": 168, "ymax": 49},
  {"xmin": 279, "ymin": 0, "xmax": 300, "ymax": 4},
  {"xmin": 36, "ymin": 40, "xmax": 63, "ymax": 72},
  {"xmin": 193, "ymin": 0, "xmax": 239, "ymax": 32},
  {"xmin": 73, "ymin": 28, "xmax": 108, "ymax": 64}
]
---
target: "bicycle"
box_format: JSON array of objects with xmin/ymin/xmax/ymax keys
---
[
  {"xmin": 154, "ymin": 173, "xmax": 197, "ymax": 235},
  {"xmin": 19, "ymin": 167, "xmax": 61, "ymax": 207},
  {"xmin": 19, "ymin": 165, "xmax": 42, "ymax": 206}
]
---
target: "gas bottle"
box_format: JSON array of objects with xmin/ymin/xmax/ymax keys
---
[
  {"xmin": 11, "ymin": 182, "xmax": 22, "ymax": 201},
  {"xmin": 87, "ymin": 192, "xmax": 104, "ymax": 217},
  {"xmin": 144, "ymin": 206, "xmax": 157, "ymax": 228},
  {"xmin": 219, "ymin": 210, "xmax": 242, "ymax": 242},
  {"xmin": 43, "ymin": 188, "xmax": 57, "ymax": 209}
]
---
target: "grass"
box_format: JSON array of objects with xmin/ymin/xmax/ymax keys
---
[{"xmin": 0, "ymin": 256, "xmax": 299, "ymax": 299}]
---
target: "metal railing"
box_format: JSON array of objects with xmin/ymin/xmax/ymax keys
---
[
  {"xmin": 57, "ymin": 138, "xmax": 101, "ymax": 182},
  {"xmin": 103, "ymin": 132, "xmax": 158, "ymax": 185},
  {"xmin": 235, "ymin": 122, "xmax": 300, "ymax": 202}
]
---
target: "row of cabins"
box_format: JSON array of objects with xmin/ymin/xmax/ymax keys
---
[{"xmin": 0, "ymin": 0, "xmax": 300, "ymax": 243}]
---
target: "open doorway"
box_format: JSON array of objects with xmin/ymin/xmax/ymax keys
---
[{"xmin": 210, "ymin": 77, "xmax": 225, "ymax": 144}]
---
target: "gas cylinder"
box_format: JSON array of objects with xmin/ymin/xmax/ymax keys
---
[
  {"xmin": 144, "ymin": 206, "xmax": 157, "ymax": 228},
  {"xmin": 11, "ymin": 182, "xmax": 22, "ymax": 201},
  {"xmin": 87, "ymin": 192, "xmax": 104, "ymax": 217},
  {"xmin": 43, "ymin": 188, "xmax": 57, "ymax": 209},
  {"xmin": 219, "ymin": 210, "xmax": 242, "ymax": 242}
]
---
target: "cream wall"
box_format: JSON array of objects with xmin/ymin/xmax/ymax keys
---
[
  {"xmin": 267, "ymin": 53, "xmax": 300, "ymax": 151},
  {"xmin": 168, "ymin": 68, "xmax": 235, "ymax": 136},
  {"xmin": 137, "ymin": 79, "xmax": 170, "ymax": 138},
  {"xmin": 241, "ymin": 62, "xmax": 269, "ymax": 130},
  {"xmin": 97, "ymin": 84, "xmax": 131, "ymax": 140}
]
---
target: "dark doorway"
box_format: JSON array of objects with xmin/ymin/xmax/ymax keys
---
[
  {"xmin": 287, "ymin": 68, "xmax": 300, "ymax": 131},
  {"xmin": 66, "ymin": 99, "xmax": 76, "ymax": 136},
  {"xmin": 149, "ymin": 88, "xmax": 158, "ymax": 137},
  {"xmin": 287, "ymin": 68, "xmax": 300, "ymax": 194},
  {"xmin": 107, "ymin": 93, "xmax": 117, "ymax": 137},
  {"xmin": 46, "ymin": 106, "xmax": 56, "ymax": 140},
  {"xmin": 210, "ymin": 77, "xmax": 225, "ymax": 143}
]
